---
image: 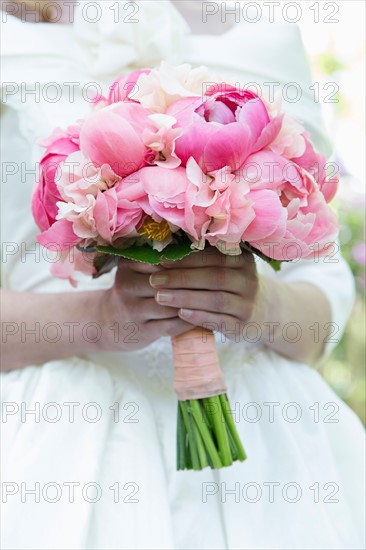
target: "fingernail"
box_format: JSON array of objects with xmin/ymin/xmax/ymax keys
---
[
  {"xmin": 150, "ymin": 273, "xmax": 168, "ymax": 287},
  {"xmin": 156, "ymin": 291, "xmax": 173, "ymax": 304},
  {"xmin": 180, "ymin": 308, "xmax": 193, "ymax": 318}
]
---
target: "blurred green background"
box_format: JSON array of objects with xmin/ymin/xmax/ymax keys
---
[{"xmin": 298, "ymin": 3, "xmax": 365, "ymax": 424}]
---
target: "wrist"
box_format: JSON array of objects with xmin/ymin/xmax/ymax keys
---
[
  {"xmin": 249, "ymin": 275, "xmax": 281, "ymax": 346},
  {"xmin": 72, "ymin": 290, "xmax": 110, "ymax": 354}
]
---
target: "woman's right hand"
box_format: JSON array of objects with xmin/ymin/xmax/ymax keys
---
[{"xmin": 99, "ymin": 259, "xmax": 193, "ymax": 352}]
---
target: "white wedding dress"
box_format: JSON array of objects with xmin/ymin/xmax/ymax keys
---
[{"xmin": 1, "ymin": 3, "xmax": 365, "ymax": 549}]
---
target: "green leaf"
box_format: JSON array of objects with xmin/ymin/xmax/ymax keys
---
[
  {"xmin": 95, "ymin": 240, "xmax": 194, "ymax": 266},
  {"xmin": 96, "ymin": 244, "xmax": 162, "ymax": 264},
  {"xmin": 241, "ymin": 242, "xmax": 283, "ymax": 272},
  {"xmin": 269, "ymin": 259, "xmax": 282, "ymax": 272},
  {"xmin": 160, "ymin": 241, "xmax": 194, "ymax": 261}
]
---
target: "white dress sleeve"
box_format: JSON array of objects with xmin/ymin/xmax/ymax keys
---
[{"xmin": 276, "ymin": 250, "xmax": 355, "ymax": 357}]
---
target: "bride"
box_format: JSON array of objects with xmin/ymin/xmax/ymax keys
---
[{"xmin": 1, "ymin": 1, "xmax": 365, "ymax": 549}]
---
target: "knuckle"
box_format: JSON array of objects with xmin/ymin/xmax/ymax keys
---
[
  {"xmin": 178, "ymin": 270, "xmax": 190, "ymax": 288},
  {"xmin": 215, "ymin": 268, "xmax": 227, "ymax": 289},
  {"xmin": 213, "ymin": 291, "xmax": 228, "ymax": 313}
]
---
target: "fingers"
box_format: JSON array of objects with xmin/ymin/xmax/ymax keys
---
[
  {"xmin": 117, "ymin": 258, "xmax": 163, "ymax": 274},
  {"xmin": 177, "ymin": 308, "xmax": 240, "ymax": 334},
  {"xmin": 149, "ymin": 266, "xmax": 249, "ymax": 293},
  {"xmin": 161, "ymin": 249, "xmax": 253, "ymax": 270},
  {"xmin": 139, "ymin": 298, "xmax": 180, "ymax": 321},
  {"xmin": 155, "ymin": 289, "xmax": 245, "ymax": 319}
]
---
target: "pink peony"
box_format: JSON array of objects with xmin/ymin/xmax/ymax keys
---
[
  {"xmin": 238, "ymin": 150, "xmax": 317, "ymax": 207},
  {"xmin": 291, "ymin": 135, "xmax": 339, "ymax": 203},
  {"xmin": 122, "ymin": 166, "xmax": 189, "ymax": 231},
  {"xmin": 79, "ymin": 102, "xmax": 152, "ymax": 177},
  {"xmin": 168, "ymin": 85, "xmax": 271, "ymax": 173},
  {"xmin": 32, "ymin": 125, "xmax": 80, "ymax": 231},
  {"xmin": 243, "ymin": 189, "xmax": 287, "ymax": 243},
  {"xmin": 93, "ymin": 186, "xmax": 145, "ymax": 243},
  {"xmin": 247, "ymin": 191, "xmax": 338, "ymax": 261},
  {"xmin": 36, "ymin": 218, "xmax": 81, "ymax": 252},
  {"xmin": 185, "ymin": 158, "xmax": 255, "ymax": 252}
]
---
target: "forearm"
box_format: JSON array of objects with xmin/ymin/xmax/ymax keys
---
[
  {"xmin": 252, "ymin": 277, "xmax": 332, "ymax": 364},
  {"xmin": 1, "ymin": 289, "xmax": 106, "ymax": 372}
]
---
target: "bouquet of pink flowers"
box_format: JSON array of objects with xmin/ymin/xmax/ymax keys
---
[{"xmin": 33, "ymin": 62, "xmax": 339, "ymax": 470}]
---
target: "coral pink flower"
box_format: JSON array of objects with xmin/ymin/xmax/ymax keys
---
[{"xmin": 32, "ymin": 125, "xmax": 80, "ymax": 231}]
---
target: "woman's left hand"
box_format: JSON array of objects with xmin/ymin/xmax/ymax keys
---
[{"xmin": 149, "ymin": 248, "xmax": 262, "ymax": 340}]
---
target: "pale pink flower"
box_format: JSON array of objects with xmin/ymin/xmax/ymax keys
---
[
  {"xmin": 269, "ymin": 114, "xmax": 306, "ymax": 158},
  {"xmin": 205, "ymin": 180, "xmax": 255, "ymax": 252},
  {"xmin": 56, "ymin": 194, "xmax": 98, "ymax": 240},
  {"xmin": 143, "ymin": 114, "xmax": 182, "ymax": 169},
  {"xmin": 133, "ymin": 61, "xmax": 215, "ymax": 112},
  {"xmin": 58, "ymin": 151, "xmax": 121, "ymax": 204},
  {"xmin": 108, "ymin": 69, "xmax": 151, "ymax": 104}
]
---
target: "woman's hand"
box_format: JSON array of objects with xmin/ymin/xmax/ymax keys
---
[
  {"xmin": 149, "ymin": 247, "xmax": 332, "ymax": 364},
  {"xmin": 150, "ymin": 248, "xmax": 261, "ymax": 342},
  {"xmin": 99, "ymin": 259, "xmax": 194, "ymax": 352}
]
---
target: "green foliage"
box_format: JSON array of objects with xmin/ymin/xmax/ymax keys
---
[
  {"xmin": 317, "ymin": 52, "xmax": 346, "ymax": 75},
  {"xmin": 96, "ymin": 240, "xmax": 194, "ymax": 265}
]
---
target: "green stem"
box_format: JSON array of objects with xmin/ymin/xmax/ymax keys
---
[
  {"xmin": 179, "ymin": 401, "xmax": 200, "ymax": 470},
  {"xmin": 219, "ymin": 394, "xmax": 247, "ymax": 462},
  {"xmin": 190, "ymin": 410, "xmax": 209, "ymax": 469},
  {"xmin": 188, "ymin": 399, "xmax": 223, "ymax": 469},
  {"xmin": 177, "ymin": 401, "xmax": 186, "ymax": 470},
  {"xmin": 225, "ymin": 421, "xmax": 238, "ymax": 461},
  {"xmin": 204, "ymin": 396, "xmax": 232, "ymax": 467}
]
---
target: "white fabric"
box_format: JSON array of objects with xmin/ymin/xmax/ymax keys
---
[{"xmin": 1, "ymin": 3, "xmax": 365, "ymax": 549}]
